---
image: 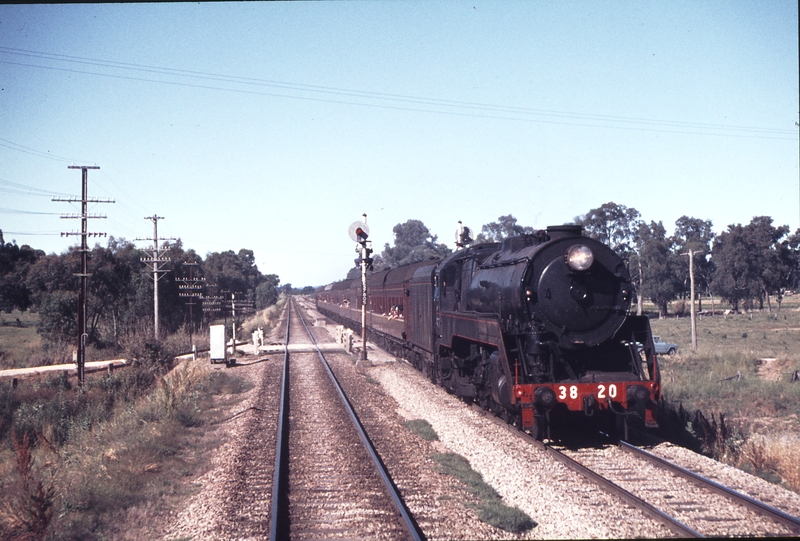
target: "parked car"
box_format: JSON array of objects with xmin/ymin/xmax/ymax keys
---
[{"xmin": 653, "ymin": 336, "xmax": 678, "ymax": 356}]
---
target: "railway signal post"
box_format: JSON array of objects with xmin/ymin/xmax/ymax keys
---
[{"xmin": 349, "ymin": 215, "xmax": 372, "ymax": 363}]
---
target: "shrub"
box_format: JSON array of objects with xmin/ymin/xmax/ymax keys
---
[
  {"xmin": 0, "ymin": 432, "xmax": 56, "ymax": 541},
  {"xmin": 119, "ymin": 330, "xmax": 178, "ymax": 376},
  {"xmin": 39, "ymin": 367, "xmax": 249, "ymax": 539},
  {"xmin": 152, "ymin": 361, "xmax": 207, "ymax": 424},
  {"xmin": 740, "ymin": 434, "xmax": 800, "ymax": 490}
]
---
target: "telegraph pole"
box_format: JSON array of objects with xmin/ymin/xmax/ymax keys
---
[
  {"xmin": 136, "ymin": 216, "xmax": 175, "ymax": 340},
  {"xmin": 54, "ymin": 165, "xmax": 113, "ymax": 386},
  {"xmin": 682, "ymin": 249, "xmax": 703, "ymax": 351},
  {"xmin": 202, "ymin": 295, "xmax": 223, "ymax": 323},
  {"xmin": 177, "ymin": 262, "xmax": 204, "ymax": 347}
]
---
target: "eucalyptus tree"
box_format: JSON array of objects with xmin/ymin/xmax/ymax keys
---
[
  {"xmin": 711, "ymin": 217, "xmax": 795, "ymax": 312},
  {"xmin": 475, "ymin": 214, "xmax": 534, "ymax": 243},
  {"xmin": 0, "ymin": 231, "xmax": 42, "ymax": 313},
  {"xmin": 575, "ymin": 202, "xmax": 643, "ymax": 259},
  {"xmin": 636, "ymin": 221, "xmax": 682, "ymax": 318},
  {"xmin": 671, "ymin": 216, "xmax": 715, "ymax": 311},
  {"xmin": 380, "ymin": 219, "xmax": 451, "ymax": 268}
]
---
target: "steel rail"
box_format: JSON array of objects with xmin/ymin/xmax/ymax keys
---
[
  {"xmin": 269, "ymin": 302, "xmax": 291, "ymax": 541},
  {"xmin": 618, "ymin": 440, "xmax": 800, "ymax": 534},
  {"xmin": 468, "ymin": 405, "xmax": 703, "ymax": 538},
  {"xmin": 293, "ymin": 298, "xmax": 425, "ymax": 541},
  {"xmin": 539, "ymin": 441, "xmax": 703, "ymax": 537}
]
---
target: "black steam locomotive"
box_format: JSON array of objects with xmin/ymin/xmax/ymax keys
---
[{"xmin": 316, "ymin": 224, "xmax": 661, "ymax": 439}]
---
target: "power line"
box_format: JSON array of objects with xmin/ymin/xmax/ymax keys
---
[
  {"xmin": 0, "ymin": 206, "xmax": 60, "ymax": 215},
  {"xmin": 0, "ymin": 169, "xmax": 152, "ymax": 240},
  {"xmin": 0, "ymin": 47, "xmax": 795, "ymax": 140},
  {"xmin": 0, "ymin": 177, "xmax": 75, "ymax": 197},
  {"xmin": 1, "ymin": 230, "xmax": 62, "ymax": 236},
  {"xmin": 0, "ymin": 136, "xmax": 90, "ymax": 163},
  {"xmin": 98, "ymin": 170, "xmax": 152, "ymax": 216}
]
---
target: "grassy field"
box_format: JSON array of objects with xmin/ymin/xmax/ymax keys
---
[
  {"xmin": 0, "ymin": 300, "xmax": 288, "ymax": 371},
  {"xmin": 650, "ymin": 296, "xmax": 800, "ymax": 360},
  {"xmin": 0, "ymin": 310, "xmax": 44, "ymax": 369},
  {"xmin": 0, "ymin": 300, "xmax": 292, "ymax": 540},
  {"xmin": 649, "ymin": 297, "xmax": 800, "ymax": 420}
]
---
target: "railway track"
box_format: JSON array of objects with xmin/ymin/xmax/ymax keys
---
[
  {"xmin": 553, "ymin": 436, "xmax": 800, "ymax": 537},
  {"xmin": 168, "ymin": 300, "xmax": 800, "ymax": 539},
  {"xmin": 468, "ymin": 404, "xmax": 800, "ymax": 537},
  {"xmin": 270, "ymin": 298, "xmax": 424, "ymax": 541}
]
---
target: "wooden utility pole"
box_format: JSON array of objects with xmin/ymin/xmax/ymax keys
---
[
  {"xmin": 54, "ymin": 165, "xmax": 113, "ymax": 386},
  {"xmin": 136, "ymin": 216, "xmax": 175, "ymax": 340},
  {"xmin": 682, "ymin": 249, "xmax": 703, "ymax": 351},
  {"xmin": 178, "ymin": 262, "xmax": 204, "ymax": 347}
]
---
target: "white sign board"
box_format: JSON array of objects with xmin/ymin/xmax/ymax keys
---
[{"xmin": 210, "ymin": 324, "xmax": 226, "ymax": 362}]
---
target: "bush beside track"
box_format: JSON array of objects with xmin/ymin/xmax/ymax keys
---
[{"xmin": 0, "ymin": 301, "xmax": 287, "ymax": 540}]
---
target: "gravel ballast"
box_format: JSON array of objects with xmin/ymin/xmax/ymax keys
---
[{"xmin": 367, "ymin": 358, "xmax": 671, "ymax": 539}]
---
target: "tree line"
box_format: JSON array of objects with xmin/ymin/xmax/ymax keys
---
[
  {"xmin": 0, "ymin": 231, "xmax": 283, "ymax": 351},
  {"xmin": 352, "ymin": 205, "xmax": 800, "ymax": 317},
  {"xmin": 4, "ymin": 199, "xmax": 797, "ymax": 353},
  {"xmin": 575, "ymin": 202, "xmax": 799, "ymax": 316}
]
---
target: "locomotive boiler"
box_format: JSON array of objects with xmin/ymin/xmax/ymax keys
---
[{"xmin": 316, "ymin": 224, "xmax": 661, "ymax": 439}]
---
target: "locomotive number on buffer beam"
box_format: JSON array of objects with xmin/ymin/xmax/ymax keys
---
[{"xmin": 557, "ymin": 384, "xmax": 618, "ymax": 401}]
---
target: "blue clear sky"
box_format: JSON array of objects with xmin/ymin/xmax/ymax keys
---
[{"xmin": 1, "ymin": 1, "xmax": 797, "ymax": 288}]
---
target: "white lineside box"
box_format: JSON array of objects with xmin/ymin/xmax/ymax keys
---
[{"xmin": 210, "ymin": 324, "xmax": 227, "ymax": 364}]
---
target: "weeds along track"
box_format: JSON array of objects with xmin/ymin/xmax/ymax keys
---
[
  {"xmin": 161, "ymin": 304, "xmax": 290, "ymax": 540},
  {"xmin": 209, "ymin": 307, "xmax": 289, "ymax": 539},
  {"xmin": 554, "ymin": 440, "xmax": 800, "ymax": 537},
  {"xmin": 270, "ymin": 298, "xmax": 423, "ymax": 540}
]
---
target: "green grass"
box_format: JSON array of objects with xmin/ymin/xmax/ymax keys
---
[
  {"xmin": 0, "ymin": 310, "xmax": 44, "ymax": 370},
  {"xmin": 650, "ymin": 304, "xmax": 800, "ymax": 423},
  {"xmin": 430, "ymin": 452, "xmax": 536, "ymax": 533},
  {"xmin": 651, "ymin": 308, "xmax": 800, "ymax": 361},
  {"xmin": 658, "ymin": 351, "xmax": 800, "ymax": 418},
  {"xmin": 403, "ymin": 418, "xmax": 439, "ymax": 441}
]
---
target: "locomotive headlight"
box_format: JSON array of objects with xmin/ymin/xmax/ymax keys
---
[{"xmin": 566, "ymin": 244, "xmax": 594, "ymax": 271}]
